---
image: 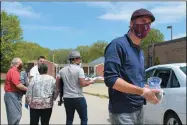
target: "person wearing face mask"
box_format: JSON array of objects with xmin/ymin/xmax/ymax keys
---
[
  {"xmin": 4, "ymin": 57, "xmax": 28, "ymax": 125},
  {"xmin": 104, "ymin": 8, "xmax": 161, "ymax": 125},
  {"xmin": 56, "ymin": 50, "xmax": 95, "ymax": 125},
  {"xmin": 29, "ymin": 56, "xmax": 45, "ymax": 82}
]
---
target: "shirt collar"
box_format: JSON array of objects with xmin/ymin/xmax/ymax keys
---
[
  {"xmin": 125, "ymin": 34, "xmax": 140, "ymax": 50},
  {"xmin": 12, "ymin": 66, "xmax": 19, "ymax": 71}
]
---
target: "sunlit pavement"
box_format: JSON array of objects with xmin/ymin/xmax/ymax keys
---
[{"xmin": 1, "ymin": 85, "xmax": 110, "ymax": 124}]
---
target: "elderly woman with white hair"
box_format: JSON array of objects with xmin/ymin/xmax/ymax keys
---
[{"xmin": 4, "ymin": 57, "xmax": 28, "ymax": 125}]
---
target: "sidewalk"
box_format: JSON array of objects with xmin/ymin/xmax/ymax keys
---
[
  {"xmin": 83, "ymin": 83, "xmax": 108, "ymax": 98},
  {"xmin": 1, "ymin": 83, "xmax": 109, "ymax": 97}
]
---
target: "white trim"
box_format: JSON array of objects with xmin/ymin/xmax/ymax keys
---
[{"xmin": 94, "ymin": 63, "xmax": 104, "ymax": 67}]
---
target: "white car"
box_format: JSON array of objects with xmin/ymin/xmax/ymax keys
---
[
  {"xmin": 85, "ymin": 74, "xmax": 104, "ymax": 81},
  {"xmin": 144, "ymin": 63, "xmax": 186, "ymax": 125}
]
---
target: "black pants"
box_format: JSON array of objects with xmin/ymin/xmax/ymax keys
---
[
  {"xmin": 64, "ymin": 97, "xmax": 88, "ymax": 125},
  {"xmin": 30, "ymin": 108, "xmax": 52, "ymax": 125}
]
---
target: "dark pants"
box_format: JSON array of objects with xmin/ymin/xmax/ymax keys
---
[
  {"xmin": 64, "ymin": 97, "xmax": 88, "ymax": 125},
  {"xmin": 30, "ymin": 108, "xmax": 52, "ymax": 125}
]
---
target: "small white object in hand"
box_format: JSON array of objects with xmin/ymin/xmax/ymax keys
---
[
  {"xmin": 147, "ymin": 77, "xmax": 164, "ymax": 102},
  {"xmin": 155, "ymin": 89, "xmax": 164, "ymax": 101}
]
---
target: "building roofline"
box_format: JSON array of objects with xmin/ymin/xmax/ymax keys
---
[
  {"xmin": 88, "ymin": 57, "xmax": 104, "ymax": 66},
  {"xmin": 94, "ymin": 63, "xmax": 104, "ymax": 67},
  {"xmin": 148, "ymin": 37, "xmax": 186, "ymax": 48},
  {"xmin": 27, "ymin": 60, "xmax": 58, "ymax": 65},
  {"xmin": 57, "ymin": 63, "xmax": 90, "ymax": 67}
]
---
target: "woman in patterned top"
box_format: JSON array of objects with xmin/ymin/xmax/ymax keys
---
[{"xmin": 26, "ymin": 63, "xmax": 58, "ymax": 125}]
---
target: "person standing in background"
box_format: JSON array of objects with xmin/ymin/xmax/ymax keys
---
[
  {"xmin": 20, "ymin": 65, "xmax": 30, "ymax": 108},
  {"xmin": 20, "ymin": 66, "xmax": 29, "ymax": 87},
  {"xmin": 29, "ymin": 56, "xmax": 45, "ymax": 82}
]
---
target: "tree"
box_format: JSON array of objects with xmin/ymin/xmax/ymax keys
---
[
  {"xmin": 154, "ymin": 57, "xmax": 160, "ymax": 65},
  {"xmin": 14, "ymin": 41, "xmax": 51, "ymax": 63},
  {"xmin": 141, "ymin": 28, "xmax": 164, "ymax": 51},
  {"xmin": 141, "ymin": 28, "xmax": 164, "ymax": 65},
  {"xmin": 76, "ymin": 45, "xmax": 90, "ymax": 63},
  {"xmin": 88, "ymin": 41, "xmax": 108, "ymax": 62},
  {"xmin": 1, "ymin": 11, "xmax": 23, "ymax": 72},
  {"xmin": 52, "ymin": 49, "xmax": 71, "ymax": 64}
]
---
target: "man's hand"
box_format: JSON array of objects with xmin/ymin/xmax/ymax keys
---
[
  {"xmin": 142, "ymin": 87, "xmax": 161, "ymax": 104},
  {"xmin": 79, "ymin": 78, "xmax": 94, "ymax": 87},
  {"xmin": 89, "ymin": 80, "xmax": 95, "ymax": 84},
  {"xmin": 144, "ymin": 84, "xmax": 149, "ymax": 88},
  {"xmin": 16, "ymin": 83, "xmax": 28, "ymax": 91},
  {"xmin": 85, "ymin": 80, "xmax": 95, "ymax": 86}
]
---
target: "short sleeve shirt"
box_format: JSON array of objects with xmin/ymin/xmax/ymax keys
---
[
  {"xmin": 79, "ymin": 68, "xmax": 85, "ymax": 78},
  {"xmin": 58, "ymin": 64, "xmax": 85, "ymax": 98},
  {"xmin": 4, "ymin": 67, "xmax": 21, "ymax": 92},
  {"xmin": 29, "ymin": 65, "xmax": 39, "ymax": 78}
]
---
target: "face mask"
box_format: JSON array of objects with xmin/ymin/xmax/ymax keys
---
[
  {"xmin": 17, "ymin": 63, "xmax": 23, "ymax": 70},
  {"xmin": 132, "ymin": 22, "xmax": 150, "ymax": 39}
]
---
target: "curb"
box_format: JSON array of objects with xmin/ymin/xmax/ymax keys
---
[{"xmin": 83, "ymin": 92, "xmax": 109, "ymax": 99}]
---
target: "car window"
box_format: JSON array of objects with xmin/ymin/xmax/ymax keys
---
[
  {"xmin": 180, "ymin": 66, "xmax": 186, "ymax": 75},
  {"xmin": 146, "ymin": 69, "xmax": 155, "ymax": 80},
  {"xmin": 153, "ymin": 69, "xmax": 171, "ymax": 88},
  {"xmin": 170, "ymin": 71, "xmax": 180, "ymax": 88}
]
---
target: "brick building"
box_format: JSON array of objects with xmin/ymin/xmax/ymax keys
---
[
  {"xmin": 83, "ymin": 37, "xmax": 186, "ymax": 76},
  {"xmin": 95, "ymin": 64, "xmax": 104, "ymax": 76},
  {"xmin": 57, "ymin": 57, "xmax": 104, "ymax": 77},
  {"xmin": 1, "ymin": 73, "xmax": 6, "ymax": 80},
  {"xmin": 88, "ymin": 57, "xmax": 104, "ymax": 77},
  {"xmin": 147, "ymin": 37, "xmax": 186, "ymax": 68},
  {"xmin": 26, "ymin": 60, "xmax": 57, "ymax": 77},
  {"xmin": 30, "ymin": 37, "xmax": 185, "ymax": 78}
]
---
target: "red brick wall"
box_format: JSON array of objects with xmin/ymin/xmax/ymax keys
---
[
  {"xmin": 26, "ymin": 60, "xmax": 56, "ymax": 78},
  {"xmin": 96, "ymin": 64, "xmax": 104, "ymax": 76},
  {"xmin": 1, "ymin": 73, "xmax": 6, "ymax": 80},
  {"xmin": 147, "ymin": 37, "xmax": 186, "ymax": 67},
  {"xmin": 45, "ymin": 61, "xmax": 58, "ymax": 78}
]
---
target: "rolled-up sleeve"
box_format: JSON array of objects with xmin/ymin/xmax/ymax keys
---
[{"xmin": 104, "ymin": 42, "xmax": 122, "ymax": 88}]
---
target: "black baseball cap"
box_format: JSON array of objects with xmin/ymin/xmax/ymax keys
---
[{"xmin": 131, "ymin": 8, "xmax": 155, "ymax": 22}]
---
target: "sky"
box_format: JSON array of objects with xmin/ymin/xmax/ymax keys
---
[{"xmin": 2, "ymin": 1, "xmax": 186, "ymax": 50}]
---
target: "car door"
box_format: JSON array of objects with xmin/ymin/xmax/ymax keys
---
[
  {"xmin": 144, "ymin": 67, "xmax": 172, "ymax": 124},
  {"xmin": 164, "ymin": 70, "xmax": 185, "ymax": 118},
  {"xmin": 144, "ymin": 68, "xmax": 155, "ymax": 123}
]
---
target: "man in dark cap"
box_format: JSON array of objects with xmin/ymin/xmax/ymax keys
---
[{"xmin": 104, "ymin": 8, "xmax": 160, "ymax": 124}]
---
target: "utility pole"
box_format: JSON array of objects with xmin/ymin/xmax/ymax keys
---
[
  {"xmin": 167, "ymin": 26, "xmax": 173, "ymax": 40},
  {"xmin": 49, "ymin": 51, "xmax": 55, "ymax": 77},
  {"xmin": 52, "ymin": 51, "xmax": 55, "ymax": 77}
]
